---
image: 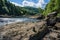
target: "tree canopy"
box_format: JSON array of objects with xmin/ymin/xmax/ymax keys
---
[{"xmin": 43, "ymin": 0, "xmax": 60, "ymax": 16}]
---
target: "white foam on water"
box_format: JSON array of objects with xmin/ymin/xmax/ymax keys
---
[{"xmin": 0, "ymin": 18, "xmax": 39, "ymax": 26}]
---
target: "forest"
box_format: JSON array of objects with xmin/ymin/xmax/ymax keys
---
[
  {"xmin": 0, "ymin": 0, "xmax": 43, "ymax": 16},
  {"xmin": 0, "ymin": 0, "xmax": 60, "ymax": 17},
  {"xmin": 43, "ymin": 0, "xmax": 60, "ymax": 16}
]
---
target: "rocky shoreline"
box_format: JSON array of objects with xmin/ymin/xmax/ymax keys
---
[{"xmin": 0, "ymin": 11, "xmax": 60, "ymax": 40}]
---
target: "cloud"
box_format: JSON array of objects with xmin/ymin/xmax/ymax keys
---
[
  {"xmin": 10, "ymin": 0, "xmax": 49, "ymax": 9},
  {"xmin": 10, "ymin": 2, "xmax": 23, "ymax": 7},
  {"xmin": 36, "ymin": 0, "xmax": 47, "ymax": 8},
  {"xmin": 22, "ymin": 0, "xmax": 35, "ymax": 7},
  {"xmin": 22, "ymin": 0, "xmax": 48, "ymax": 8}
]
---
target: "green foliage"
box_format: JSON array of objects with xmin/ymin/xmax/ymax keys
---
[
  {"xmin": 43, "ymin": 0, "xmax": 60, "ymax": 16},
  {"xmin": 0, "ymin": 0, "xmax": 43, "ymax": 16},
  {"xmin": 38, "ymin": 8, "xmax": 44, "ymax": 14}
]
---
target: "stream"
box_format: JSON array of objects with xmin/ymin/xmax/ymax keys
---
[{"xmin": 0, "ymin": 18, "xmax": 39, "ymax": 26}]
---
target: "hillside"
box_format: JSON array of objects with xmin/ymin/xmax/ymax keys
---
[
  {"xmin": 43, "ymin": 0, "xmax": 60, "ymax": 16},
  {"xmin": 23, "ymin": 6, "xmax": 41, "ymax": 13},
  {"xmin": 0, "ymin": 0, "xmax": 43, "ymax": 16}
]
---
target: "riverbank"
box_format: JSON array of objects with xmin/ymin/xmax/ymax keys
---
[
  {"xmin": 0, "ymin": 15, "xmax": 40, "ymax": 18},
  {"xmin": 0, "ymin": 17, "xmax": 60, "ymax": 40},
  {"xmin": 0, "ymin": 12, "xmax": 60, "ymax": 40},
  {"xmin": 0, "ymin": 20, "xmax": 47, "ymax": 40}
]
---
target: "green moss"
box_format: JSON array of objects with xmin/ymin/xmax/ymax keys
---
[{"xmin": 57, "ymin": 13, "xmax": 60, "ymax": 17}]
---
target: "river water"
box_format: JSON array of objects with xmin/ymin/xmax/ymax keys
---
[{"xmin": 0, "ymin": 18, "xmax": 39, "ymax": 26}]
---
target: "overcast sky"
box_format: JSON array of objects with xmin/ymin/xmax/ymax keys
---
[{"xmin": 9, "ymin": 0, "xmax": 50, "ymax": 9}]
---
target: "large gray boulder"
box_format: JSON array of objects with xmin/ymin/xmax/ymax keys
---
[
  {"xmin": 47, "ymin": 11, "xmax": 58, "ymax": 17},
  {"xmin": 46, "ymin": 11, "xmax": 58, "ymax": 26},
  {"xmin": 46, "ymin": 17, "xmax": 57, "ymax": 26}
]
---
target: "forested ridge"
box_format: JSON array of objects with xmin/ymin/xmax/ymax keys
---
[
  {"xmin": 0, "ymin": 0, "xmax": 60, "ymax": 17},
  {"xmin": 0, "ymin": 0, "xmax": 43, "ymax": 16}
]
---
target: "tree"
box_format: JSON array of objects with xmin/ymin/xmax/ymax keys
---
[
  {"xmin": 43, "ymin": 0, "xmax": 60, "ymax": 16},
  {"xmin": 0, "ymin": 0, "xmax": 43, "ymax": 16}
]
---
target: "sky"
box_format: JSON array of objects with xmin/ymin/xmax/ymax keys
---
[{"xmin": 9, "ymin": 0, "xmax": 50, "ymax": 9}]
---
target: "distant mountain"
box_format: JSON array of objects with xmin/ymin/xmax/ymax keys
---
[
  {"xmin": 24, "ymin": 6, "xmax": 39, "ymax": 13},
  {"xmin": 0, "ymin": 0, "xmax": 43, "ymax": 16}
]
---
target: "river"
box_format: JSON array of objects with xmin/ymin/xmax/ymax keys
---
[{"xmin": 0, "ymin": 18, "xmax": 39, "ymax": 26}]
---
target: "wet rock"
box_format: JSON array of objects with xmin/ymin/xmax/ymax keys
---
[
  {"xmin": 29, "ymin": 24, "xmax": 49, "ymax": 40},
  {"xmin": 42, "ymin": 11, "xmax": 60, "ymax": 40},
  {"xmin": 37, "ymin": 14, "xmax": 45, "ymax": 20},
  {"xmin": 45, "ymin": 11, "xmax": 58, "ymax": 26},
  {"xmin": 0, "ymin": 11, "xmax": 60, "ymax": 40},
  {"xmin": 45, "ymin": 11, "xmax": 59, "ymax": 26},
  {"xmin": 52, "ymin": 26, "xmax": 58, "ymax": 30},
  {"xmin": 46, "ymin": 17, "xmax": 57, "ymax": 26},
  {"xmin": 47, "ymin": 11, "xmax": 58, "ymax": 17},
  {"xmin": 55, "ymin": 23, "xmax": 60, "ymax": 30},
  {"xmin": 43, "ymin": 32, "xmax": 59, "ymax": 40},
  {"xmin": 0, "ymin": 21, "xmax": 49, "ymax": 40},
  {"xmin": 57, "ymin": 34, "xmax": 60, "ymax": 38},
  {"xmin": 56, "ymin": 17, "xmax": 60, "ymax": 22},
  {"xmin": 49, "ymin": 32, "xmax": 58, "ymax": 38}
]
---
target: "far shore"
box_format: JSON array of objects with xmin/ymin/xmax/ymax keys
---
[{"xmin": 0, "ymin": 15, "xmax": 40, "ymax": 18}]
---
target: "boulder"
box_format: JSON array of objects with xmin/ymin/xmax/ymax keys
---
[
  {"xmin": 46, "ymin": 17, "xmax": 57, "ymax": 26},
  {"xmin": 56, "ymin": 17, "xmax": 60, "ymax": 22},
  {"xmin": 57, "ymin": 34, "xmax": 60, "ymax": 38},
  {"xmin": 47, "ymin": 11, "xmax": 58, "ymax": 17},
  {"xmin": 55, "ymin": 23, "xmax": 60, "ymax": 30},
  {"xmin": 37, "ymin": 14, "xmax": 45, "ymax": 20},
  {"xmin": 46, "ymin": 11, "xmax": 58, "ymax": 26},
  {"xmin": 29, "ymin": 23, "xmax": 49, "ymax": 40}
]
